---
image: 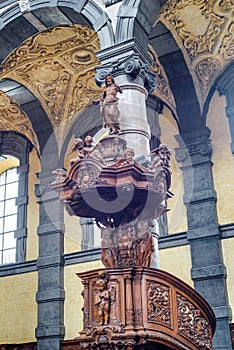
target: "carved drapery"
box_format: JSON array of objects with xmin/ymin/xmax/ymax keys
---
[
  {"xmin": 0, "ymin": 25, "xmax": 102, "ymax": 142},
  {"xmin": 0, "ymin": 90, "xmax": 39, "ymax": 151},
  {"xmin": 158, "ymin": 0, "xmax": 234, "ymax": 107}
]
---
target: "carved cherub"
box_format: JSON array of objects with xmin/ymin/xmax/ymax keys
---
[
  {"xmin": 83, "ymin": 135, "xmax": 104, "ymax": 164},
  {"xmin": 68, "ymin": 138, "xmax": 85, "ymax": 166},
  {"xmin": 94, "ymin": 275, "xmax": 110, "ymax": 326},
  {"xmin": 149, "ymin": 144, "xmax": 171, "ymax": 169}
]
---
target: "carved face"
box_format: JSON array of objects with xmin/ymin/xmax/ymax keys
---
[
  {"xmin": 105, "ymin": 75, "xmax": 113, "ymax": 86},
  {"xmin": 85, "ymin": 135, "xmax": 93, "ymax": 146},
  {"xmin": 95, "ymin": 279, "xmax": 105, "ymax": 291},
  {"xmin": 125, "ymin": 149, "xmax": 134, "ymax": 160}
]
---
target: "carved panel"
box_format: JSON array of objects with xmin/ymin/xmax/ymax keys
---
[
  {"xmin": 147, "ymin": 281, "xmax": 171, "ymax": 327},
  {"xmin": 0, "ymin": 90, "xmax": 39, "ymax": 151},
  {"xmin": 0, "ymin": 25, "xmax": 102, "ymax": 140},
  {"xmin": 176, "ymin": 293, "xmax": 212, "ymax": 349}
]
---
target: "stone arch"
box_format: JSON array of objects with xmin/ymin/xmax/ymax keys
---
[
  {"xmin": 0, "ymin": 0, "xmax": 115, "ymax": 61},
  {"xmin": 0, "ymin": 24, "xmax": 103, "ymax": 161},
  {"xmin": 115, "ymin": 0, "xmax": 165, "ymax": 48},
  {"xmin": 150, "ymin": 21, "xmax": 202, "ymax": 134},
  {"xmin": 203, "ymin": 61, "xmax": 234, "ymax": 153}
]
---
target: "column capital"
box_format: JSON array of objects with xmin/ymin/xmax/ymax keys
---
[
  {"xmin": 95, "ymin": 38, "xmax": 156, "ymax": 93},
  {"xmin": 175, "ymin": 127, "xmax": 212, "ymax": 164}
]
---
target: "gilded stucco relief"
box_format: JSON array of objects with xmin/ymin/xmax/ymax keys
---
[
  {"xmin": 0, "ymin": 25, "xmax": 102, "ymax": 142},
  {"xmin": 159, "ymin": 0, "xmax": 234, "ymax": 109},
  {"xmin": 0, "ymin": 90, "xmax": 39, "ymax": 151},
  {"xmin": 148, "ymin": 45, "xmax": 176, "ymax": 114}
]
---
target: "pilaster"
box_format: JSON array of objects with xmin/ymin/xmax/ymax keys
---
[
  {"xmin": 35, "ymin": 171, "xmax": 65, "ymax": 350},
  {"xmin": 175, "ymin": 127, "xmax": 232, "ymax": 350}
]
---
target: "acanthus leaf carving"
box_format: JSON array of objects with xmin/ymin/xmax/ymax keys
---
[
  {"xmin": 159, "ymin": 0, "xmax": 226, "ymax": 59},
  {"xmin": 177, "ymin": 293, "xmax": 212, "ymax": 349},
  {"xmin": 147, "ymin": 281, "xmax": 171, "ymax": 327}
]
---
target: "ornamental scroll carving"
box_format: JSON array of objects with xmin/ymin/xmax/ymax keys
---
[
  {"xmin": 159, "ymin": 0, "xmax": 225, "ymax": 59},
  {"xmin": 158, "ymin": 0, "xmax": 234, "ymax": 107},
  {"xmin": 148, "ymin": 45, "xmax": 176, "ymax": 113},
  {"xmin": 147, "ymin": 281, "xmax": 171, "ymax": 327},
  {"xmin": 177, "ymin": 293, "xmax": 212, "ymax": 349},
  {"xmin": 0, "ymin": 90, "xmax": 39, "ymax": 151},
  {"xmin": 0, "ymin": 25, "xmax": 102, "ymax": 140}
]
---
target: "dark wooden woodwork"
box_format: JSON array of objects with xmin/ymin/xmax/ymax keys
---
[
  {"xmin": 74, "ymin": 267, "xmax": 215, "ymax": 350},
  {"xmin": 50, "ymin": 134, "xmax": 216, "ymax": 349}
]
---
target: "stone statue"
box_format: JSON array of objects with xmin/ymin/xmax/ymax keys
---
[{"xmin": 100, "ymin": 74, "xmax": 122, "ymax": 135}]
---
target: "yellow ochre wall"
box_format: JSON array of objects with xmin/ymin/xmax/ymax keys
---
[
  {"xmin": 222, "ymin": 238, "xmax": 234, "ymax": 317},
  {"xmin": 26, "ymin": 149, "xmax": 40, "ymax": 261},
  {"xmin": 159, "ymin": 106, "xmax": 188, "ymax": 234},
  {"xmin": 64, "ymin": 260, "xmax": 104, "ymax": 340},
  {"xmin": 0, "ymin": 272, "xmax": 37, "ymax": 344},
  {"xmin": 207, "ymin": 92, "xmax": 234, "ymax": 225}
]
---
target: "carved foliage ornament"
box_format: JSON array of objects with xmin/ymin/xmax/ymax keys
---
[
  {"xmin": 147, "ymin": 281, "xmax": 171, "ymax": 327},
  {"xmin": 0, "ymin": 90, "xmax": 39, "ymax": 151},
  {"xmin": 177, "ymin": 293, "xmax": 212, "ymax": 349},
  {"xmin": 159, "ymin": 0, "xmax": 225, "ymax": 59},
  {"xmin": 158, "ymin": 0, "xmax": 234, "ymax": 106},
  {"xmin": 0, "ymin": 25, "xmax": 102, "ymax": 135}
]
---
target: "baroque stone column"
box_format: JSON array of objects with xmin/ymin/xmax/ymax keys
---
[
  {"xmin": 95, "ymin": 38, "xmax": 156, "ymax": 158},
  {"xmin": 175, "ymin": 127, "xmax": 232, "ymax": 350},
  {"xmin": 35, "ymin": 170, "xmax": 65, "ymax": 350}
]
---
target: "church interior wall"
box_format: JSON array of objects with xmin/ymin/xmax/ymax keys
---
[
  {"xmin": 159, "ymin": 106, "xmax": 188, "ymax": 234},
  {"xmin": 207, "ymin": 92, "xmax": 234, "ymax": 226},
  {"xmin": 26, "ymin": 148, "xmax": 40, "ymax": 261},
  {"xmin": 0, "ymin": 272, "xmax": 37, "ymax": 344},
  {"xmin": 222, "ymin": 238, "xmax": 234, "ymax": 319},
  {"xmin": 0, "ymin": 1, "xmax": 233, "ymax": 348}
]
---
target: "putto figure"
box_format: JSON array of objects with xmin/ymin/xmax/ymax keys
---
[
  {"xmin": 68, "ymin": 138, "xmax": 84, "ymax": 166},
  {"xmin": 149, "ymin": 144, "xmax": 171, "ymax": 169},
  {"xmin": 100, "ymin": 74, "xmax": 123, "ymax": 135}
]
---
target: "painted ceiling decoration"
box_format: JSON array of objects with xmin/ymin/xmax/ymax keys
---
[
  {"xmin": 159, "ymin": 0, "xmax": 234, "ymax": 109},
  {"xmin": 0, "ymin": 90, "xmax": 40, "ymax": 152},
  {"xmin": 148, "ymin": 45, "xmax": 176, "ymax": 114},
  {"xmin": 0, "ymin": 24, "xmax": 102, "ymax": 142}
]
